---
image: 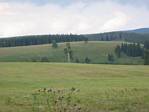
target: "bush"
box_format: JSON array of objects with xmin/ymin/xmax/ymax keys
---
[
  {"xmin": 107, "ymin": 54, "xmax": 115, "ymax": 64},
  {"xmin": 85, "ymin": 57, "xmax": 91, "ymax": 64},
  {"xmin": 41, "ymin": 57, "xmax": 49, "ymax": 62},
  {"xmin": 75, "ymin": 58, "xmax": 80, "ymax": 63}
]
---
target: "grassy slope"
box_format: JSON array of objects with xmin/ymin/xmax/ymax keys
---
[
  {"xmin": 0, "ymin": 63, "xmax": 149, "ymax": 112},
  {"xmin": 0, "ymin": 41, "xmax": 144, "ymax": 64}
]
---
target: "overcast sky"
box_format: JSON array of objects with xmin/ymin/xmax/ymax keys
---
[{"xmin": 0, "ymin": 0, "xmax": 149, "ymax": 37}]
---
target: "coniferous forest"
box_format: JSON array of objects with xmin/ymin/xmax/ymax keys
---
[
  {"xmin": 0, "ymin": 34, "xmax": 86, "ymax": 47},
  {"xmin": 0, "ymin": 31, "xmax": 149, "ymax": 47}
]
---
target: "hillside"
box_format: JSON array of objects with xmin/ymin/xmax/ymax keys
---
[
  {"xmin": 0, "ymin": 63, "xmax": 149, "ymax": 112},
  {"xmin": 0, "ymin": 28, "xmax": 149, "ymax": 48},
  {"xmin": 0, "ymin": 41, "xmax": 144, "ymax": 64},
  {"xmin": 129, "ymin": 28, "xmax": 149, "ymax": 34},
  {"xmin": 85, "ymin": 31, "xmax": 149, "ymax": 43}
]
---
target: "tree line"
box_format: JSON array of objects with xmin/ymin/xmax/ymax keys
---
[
  {"xmin": 85, "ymin": 32, "xmax": 149, "ymax": 43},
  {"xmin": 0, "ymin": 34, "xmax": 87, "ymax": 47},
  {"xmin": 1, "ymin": 31, "xmax": 149, "ymax": 47},
  {"xmin": 115, "ymin": 43, "xmax": 143, "ymax": 58},
  {"xmin": 115, "ymin": 41, "xmax": 149, "ymax": 65},
  {"xmin": 144, "ymin": 41, "xmax": 149, "ymax": 65}
]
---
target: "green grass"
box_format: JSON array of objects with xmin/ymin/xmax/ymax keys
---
[
  {"xmin": 0, "ymin": 62, "xmax": 149, "ymax": 112},
  {"xmin": 0, "ymin": 41, "xmax": 144, "ymax": 64}
]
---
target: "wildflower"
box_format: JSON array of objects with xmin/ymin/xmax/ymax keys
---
[
  {"xmin": 78, "ymin": 107, "xmax": 81, "ymax": 110},
  {"xmin": 54, "ymin": 100, "xmax": 58, "ymax": 104},
  {"xmin": 47, "ymin": 88, "xmax": 52, "ymax": 93},
  {"xmin": 74, "ymin": 104, "xmax": 77, "ymax": 107},
  {"xmin": 71, "ymin": 87, "xmax": 76, "ymax": 92},
  {"xmin": 43, "ymin": 88, "xmax": 46, "ymax": 92}
]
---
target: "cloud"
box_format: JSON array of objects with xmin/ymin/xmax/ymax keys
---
[
  {"xmin": 0, "ymin": 0, "xmax": 149, "ymax": 37},
  {"xmin": 102, "ymin": 12, "xmax": 129, "ymax": 31}
]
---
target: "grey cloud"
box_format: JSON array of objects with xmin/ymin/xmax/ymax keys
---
[{"xmin": 0, "ymin": 0, "xmax": 149, "ymax": 37}]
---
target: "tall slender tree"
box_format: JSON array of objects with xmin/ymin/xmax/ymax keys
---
[
  {"xmin": 144, "ymin": 49, "xmax": 149, "ymax": 65},
  {"xmin": 64, "ymin": 43, "xmax": 73, "ymax": 62},
  {"xmin": 115, "ymin": 45, "xmax": 121, "ymax": 58},
  {"xmin": 107, "ymin": 53, "xmax": 115, "ymax": 63},
  {"xmin": 85, "ymin": 57, "xmax": 91, "ymax": 63}
]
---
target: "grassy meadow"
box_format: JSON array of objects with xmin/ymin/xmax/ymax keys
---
[
  {"xmin": 0, "ymin": 62, "xmax": 149, "ymax": 112},
  {"xmin": 0, "ymin": 41, "xmax": 144, "ymax": 64}
]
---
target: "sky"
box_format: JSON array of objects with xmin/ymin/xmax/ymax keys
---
[{"xmin": 0, "ymin": 0, "xmax": 149, "ymax": 37}]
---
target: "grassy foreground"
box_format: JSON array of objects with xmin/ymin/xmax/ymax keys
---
[
  {"xmin": 0, "ymin": 41, "xmax": 143, "ymax": 64},
  {"xmin": 0, "ymin": 62, "xmax": 149, "ymax": 112}
]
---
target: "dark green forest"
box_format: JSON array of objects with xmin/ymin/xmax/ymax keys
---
[
  {"xmin": 0, "ymin": 31, "xmax": 149, "ymax": 47},
  {"xmin": 0, "ymin": 34, "xmax": 86, "ymax": 47},
  {"xmin": 114, "ymin": 41, "xmax": 149, "ymax": 65},
  {"xmin": 85, "ymin": 31, "xmax": 149, "ymax": 43}
]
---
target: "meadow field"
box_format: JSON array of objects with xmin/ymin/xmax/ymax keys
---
[
  {"xmin": 0, "ymin": 62, "xmax": 149, "ymax": 112},
  {"xmin": 0, "ymin": 41, "xmax": 144, "ymax": 64}
]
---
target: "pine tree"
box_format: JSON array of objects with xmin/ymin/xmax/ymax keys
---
[
  {"xmin": 84, "ymin": 38, "xmax": 88, "ymax": 44},
  {"xmin": 108, "ymin": 54, "xmax": 115, "ymax": 63},
  {"xmin": 144, "ymin": 41, "xmax": 149, "ymax": 49},
  {"xmin": 115, "ymin": 45, "xmax": 121, "ymax": 58},
  {"xmin": 85, "ymin": 57, "xmax": 90, "ymax": 63},
  {"xmin": 144, "ymin": 49, "xmax": 149, "ymax": 65},
  {"xmin": 52, "ymin": 40, "xmax": 58, "ymax": 48},
  {"xmin": 75, "ymin": 58, "xmax": 80, "ymax": 63},
  {"xmin": 64, "ymin": 43, "xmax": 73, "ymax": 62}
]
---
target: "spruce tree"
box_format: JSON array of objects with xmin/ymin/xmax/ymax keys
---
[
  {"xmin": 85, "ymin": 57, "xmax": 90, "ymax": 64},
  {"xmin": 64, "ymin": 43, "xmax": 73, "ymax": 62},
  {"xmin": 108, "ymin": 54, "xmax": 115, "ymax": 63},
  {"xmin": 115, "ymin": 45, "xmax": 121, "ymax": 58},
  {"xmin": 52, "ymin": 40, "xmax": 58, "ymax": 48},
  {"xmin": 144, "ymin": 49, "xmax": 149, "ymax": 65}
]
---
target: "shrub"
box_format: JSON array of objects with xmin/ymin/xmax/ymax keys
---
[{"xmin": 85, "ymin": 57, "xmax": 91, "ymax": 64}]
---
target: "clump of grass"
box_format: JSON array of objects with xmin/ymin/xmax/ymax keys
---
[
  {"xmin": 32, "ymin": 87, "xmax": 88, "ymax": 112},
  {"xmin": 96, "ymin": 88, "xmax": 149, "ymax": 112},
  {"xmin": 5, "ymin": 97, "xmax": 14, "ymax": 105}
]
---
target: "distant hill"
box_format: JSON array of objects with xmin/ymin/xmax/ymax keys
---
[
  {"xmin": 128, "ymin": 28, "xmax": 149, "ymax": 34},
  {"xmin": 0, "ymin": 28, "xmax": 149, "ymax": 47},
  {"xmin": 84, "ymin": 30, "xmax": 149, "ymax": 43}
]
